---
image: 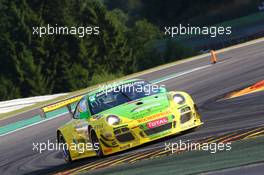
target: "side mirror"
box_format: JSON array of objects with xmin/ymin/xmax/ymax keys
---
[{"xmin": 159, "ymin": 87, "xmax": 167, "ymax": 93}]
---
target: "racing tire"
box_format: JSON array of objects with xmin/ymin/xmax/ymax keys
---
[
  {"xmin": 58, "ymin": 133, "xmax": 72, "ymax": 163},
  {"xmin": 90, "ymin": 130, "xmax": 104, "ymax": 158}
]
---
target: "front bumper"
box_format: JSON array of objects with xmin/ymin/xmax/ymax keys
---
[{"xmin": 99, "ymin": 105, "xmax": 203, "ymax": 155}]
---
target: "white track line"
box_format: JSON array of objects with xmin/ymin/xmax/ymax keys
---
[{"xmin": 153, "ymin": 64, "xmax": 212, "ymax": 84}]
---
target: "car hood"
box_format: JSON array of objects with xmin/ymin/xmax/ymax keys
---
[{"xmin": 99, "ymin": 93, "xmax": 170, "ymax": 120}]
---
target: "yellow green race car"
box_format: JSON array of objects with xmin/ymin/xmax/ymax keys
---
[{"xmin": 57, "ymin": 79, "xmax": 203, "ymax": 162}]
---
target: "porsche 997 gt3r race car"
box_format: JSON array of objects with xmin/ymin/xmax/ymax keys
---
[{"xmin": 56, "ymin": 79, "xmax": 203, "ymax": 162}]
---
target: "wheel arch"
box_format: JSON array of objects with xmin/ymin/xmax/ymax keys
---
[{"xmin": 57, "ymin": 130, "xmax": 62, "ymax": 143}]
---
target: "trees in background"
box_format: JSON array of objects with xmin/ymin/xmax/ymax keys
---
[
  {"xmin": 2, "ymin": 0, "xmax": 255, "ymax": 100},
  {"xmin": 1, "ymin": 0, "xmax": 260, "ymax": 100},
  {"xmin": 0, "ymin": 0, "xmax": 49, "ymax": 99},
  {"xmin": 105, "ymin": 0, "xmax": 262, "ymax": 26},
  {"xmin": 0, "ymin": 0, "xmax": 169, "ymax": 100}
]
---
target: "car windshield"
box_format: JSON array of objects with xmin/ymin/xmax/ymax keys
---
[{"xmin": 88, "ymin": 80, "xmax": 159, "ymax": 114}]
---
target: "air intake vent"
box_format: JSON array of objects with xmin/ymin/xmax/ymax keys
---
[{"xmin": 144, "ymin": 123, "xmax": 172, "ymax": 136}]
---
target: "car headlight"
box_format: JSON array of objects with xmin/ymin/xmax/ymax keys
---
[
  {"xmin": 106, "ymin": 115, "xmax": 121, "ymax": 125},
  {"xmin": 173, "ymin": 94, "xmax": 185, "ymax": 105}
]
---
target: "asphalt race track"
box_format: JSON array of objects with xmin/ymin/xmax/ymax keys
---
[{"xmin": 0, "ymin": 40, "xmax": 264, "ymax": 175}]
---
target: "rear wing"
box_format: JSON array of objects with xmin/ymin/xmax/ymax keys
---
[
  {"xmin": 40, "ymin": 95, "xmax": 83, "ymax": 118},
  {"xmin": 39, "ymin": 80, "xmax": 129, "ymax": 118}
]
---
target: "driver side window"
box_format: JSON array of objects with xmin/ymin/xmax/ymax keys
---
[{"xmin": 73, "ymin": 98, "xmax": 89, "ymax": 119}]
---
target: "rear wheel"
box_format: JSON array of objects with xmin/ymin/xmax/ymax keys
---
[
  {"xmin": 90, "ymin": 130, "xmax": 104, "ymax": 157},
  {"xmin": 58, "ymin": 133, "xmax": 72, "ymax": 163}
]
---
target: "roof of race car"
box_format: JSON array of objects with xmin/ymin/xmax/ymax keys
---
[{"xmin": 85, "ymin": 78, "xmax": 144, "ymax": 97}]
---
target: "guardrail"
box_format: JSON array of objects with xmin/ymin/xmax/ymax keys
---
[{"xmin": 0, "ymin": 93, "xmax": 67, "ymax": 114}]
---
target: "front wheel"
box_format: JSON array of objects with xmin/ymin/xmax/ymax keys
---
[
  {"xmin": 90, "ymin": 130, "xmax": 104, "ymax": 157},
  {"xmin": 58, "ymin": 133, "xmax": 72, "ymax": 163}
]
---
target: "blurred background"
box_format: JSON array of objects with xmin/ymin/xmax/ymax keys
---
[{"xmin": 0, "ymin": 0, "xmax": 263, "ymax": 101}]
